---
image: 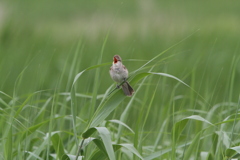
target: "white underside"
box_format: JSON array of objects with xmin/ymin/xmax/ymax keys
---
[{"xmin": 110, "ymin": 62, "xmax": 128, "ymax": 83}]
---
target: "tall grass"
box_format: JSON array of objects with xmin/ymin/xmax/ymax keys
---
[
  {"xmin": 1, "ymin": 36, "xmax": 239, "ymax": 159},
  {"xmin": 1, "ymin": 1, "xmax": 240, "ymax": 160}
]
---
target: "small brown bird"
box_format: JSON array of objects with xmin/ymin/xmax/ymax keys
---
[{"xmin": 109, "ymin": 55, "xmax": 134, "ymax": 96}]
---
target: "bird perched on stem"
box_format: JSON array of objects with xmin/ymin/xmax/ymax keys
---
[{"xmin": 109, "ymin": 55, "xmax": 134, "ymax": 96}]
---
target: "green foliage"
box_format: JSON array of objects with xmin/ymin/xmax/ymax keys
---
[
  {"xmin": 1, "ymin": 1, "xmax": 240, "ymax": 160},
  {"xmin": 51, "ymin": 132, "xmax": 70, "ymax": 160}
]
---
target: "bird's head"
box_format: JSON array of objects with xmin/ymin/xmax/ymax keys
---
[{"xmin": 113, "ymin": 55, "xmax": 122, "ymax": 64}]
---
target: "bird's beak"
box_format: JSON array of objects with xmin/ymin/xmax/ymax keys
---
[{"xmin": 113, "ymin": 57, "xmax": 118, "ymax": 64}]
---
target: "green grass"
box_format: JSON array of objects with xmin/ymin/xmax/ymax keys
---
[{"xmin": 1, "ymin": 1, "xmax": 240, "ymax": 160}]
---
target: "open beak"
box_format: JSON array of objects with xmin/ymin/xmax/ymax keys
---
[{"xmin": 113, "ymin": 57, "xmax": 118, "ymax": 64}]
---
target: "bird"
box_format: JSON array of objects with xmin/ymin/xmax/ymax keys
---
[{"xmin": 109, "ymin": 55, "xmax": 134, "ymax": 96}]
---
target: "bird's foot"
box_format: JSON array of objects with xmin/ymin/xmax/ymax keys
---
[{"xmin": 116, "ymin": 84, "xmax": 120, "ymax": 89}]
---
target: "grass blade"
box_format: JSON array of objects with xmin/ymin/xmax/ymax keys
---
[
  {"xmin": 183, "ymin": 131, "xmax": 202, "ymax": 160},
  {"xmin": 108, "ymin": 119, "xmax": 135, "ymax": 134},
  {"xmin": 81, "ymin": 127, "xmax": 116, "ymax": 160},
  {"xmin": 226, "ymin": 146, "xmax": 240, "ymax": 159},
  {"xmin": 95, "ymin": 127, "xmax": 115, "ymax": 160},
  {"xmin": 119, "ymin": 144, "xmax": 144, "ymax": 160},
  {"xmin": 4, "ymin": 125, "xmax": 12, "ymax": 160},
  {"xmin": 88, "ymin": 90, "xmax": 126, "ymax": 128},
  {"xmin": 51, "ymin": 132, "xmax": 70, "ymax": 160}
]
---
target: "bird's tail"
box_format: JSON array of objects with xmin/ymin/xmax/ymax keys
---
[{"xmin": 122, "ymin": 82, "xmax": 134, "ymax": 96}]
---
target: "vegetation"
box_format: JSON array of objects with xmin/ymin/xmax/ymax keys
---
[{"xmin": 0, "ymin": 1, "xmax": 240, "ymax": 159}]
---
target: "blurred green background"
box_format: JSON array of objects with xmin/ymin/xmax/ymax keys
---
[
  {"xmin": 0, "ymin": 1, "xmax": 240, "ymax": 159},
  {"xmin": 1, "ymin": 0, "xmax": 239, "ymax": 98}
]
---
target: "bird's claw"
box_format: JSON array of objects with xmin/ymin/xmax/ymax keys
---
[
  {"xmin": 116, "ymin": 84, "xmax": 120, "ymax": 89},
  {"xmin": 116, "ymin": 79, "xmax": 127, "ymax": 89}
]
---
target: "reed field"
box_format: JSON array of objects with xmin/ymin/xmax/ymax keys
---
[{"xmin": 0, "ymin": 1, "xmax": 240, "ymax": 160}]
